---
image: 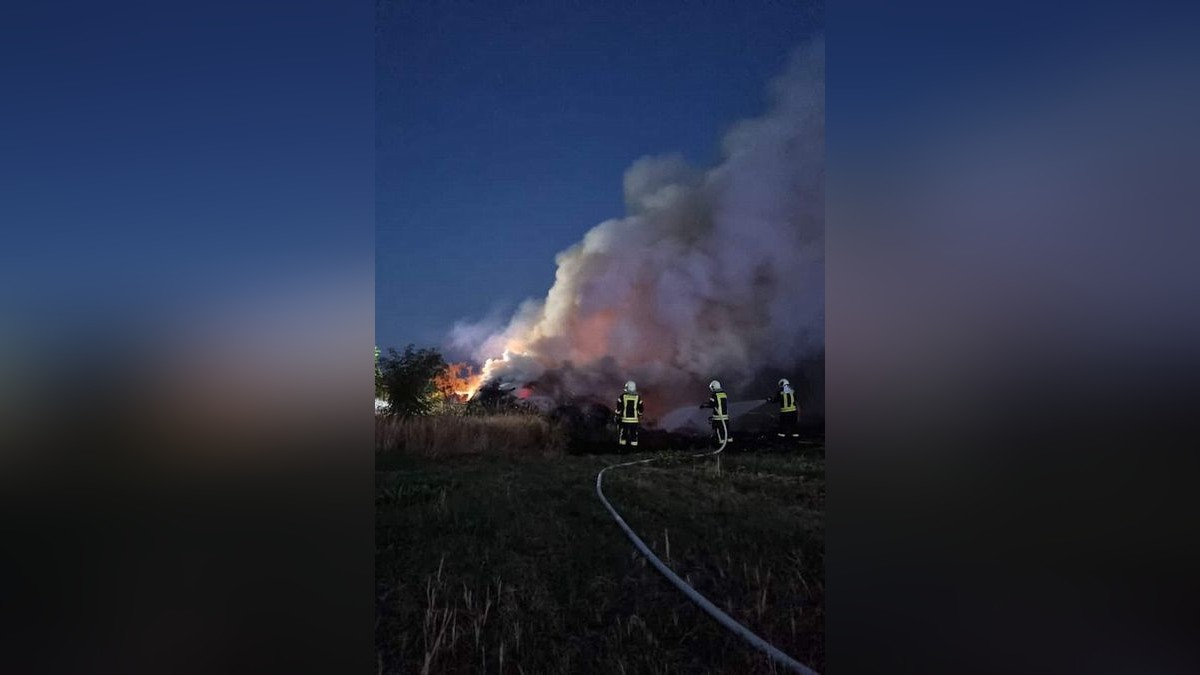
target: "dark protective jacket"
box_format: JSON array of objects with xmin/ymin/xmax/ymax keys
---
[
  {"xmin": 615, "ymin": 393, "xmax": 644, "ymax": 423},
  {"xmin": 767, "ymin": 386, "xmax": 798, "ymax": 413},
  {"xmin": 700, "ymin": 390, "xmax": 729, "ymax": 420}
]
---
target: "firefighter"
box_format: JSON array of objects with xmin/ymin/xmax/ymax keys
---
[
  {"xmin": 766, "ymin": 377, "xmax": 800, "ymax": 439},
  {"xmin": 615, "ymin": 380, "xmax": 644, "ymax": 449},
  {"xmin": 699, "ymin": 379, "xmax": 732, "ymax": 447}
]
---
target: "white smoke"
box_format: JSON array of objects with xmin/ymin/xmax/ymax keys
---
[{"xmin": 456, "ymin": 38, "xmax": 824, "ymax": 417}]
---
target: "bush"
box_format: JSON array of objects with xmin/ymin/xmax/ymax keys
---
[
  {"xmin": 377, "ymin": 345, "xmax": 446, "ymax": 416},
  {"xmin": 376, "ymin": 413, "xmax": 566, "ymax": 459}
]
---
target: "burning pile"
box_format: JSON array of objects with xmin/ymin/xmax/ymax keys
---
[{"xmin": 450, "ymin": 38, "xmax": 825, "ymax": 424}]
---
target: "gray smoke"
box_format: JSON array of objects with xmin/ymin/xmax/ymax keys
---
[{"xmin": 451, "ymin": 38, "xmax": 824, "ymax": 420}]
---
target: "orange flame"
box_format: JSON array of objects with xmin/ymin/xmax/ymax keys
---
[{"xmin": 435, "ymin": 362, "xmax": 484, "ymax": 402}]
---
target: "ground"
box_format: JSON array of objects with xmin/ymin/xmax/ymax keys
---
[{"xmin": 375, "ymin": 444, "xmax": 824, "ymax": 674}]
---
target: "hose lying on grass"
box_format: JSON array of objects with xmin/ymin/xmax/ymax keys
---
[{"xmin": 594, "ymin": 420, "xmax": 818, "ymax": 675}]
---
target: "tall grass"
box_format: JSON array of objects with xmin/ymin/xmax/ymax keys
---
[{"xmin": 376, "ymin": 413, "xmax": 566, "ymax": 459}]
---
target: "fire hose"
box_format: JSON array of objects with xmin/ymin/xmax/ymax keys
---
[{"xmin": 594, "ymin": 418, "xmax": 818, "ymax": 675}]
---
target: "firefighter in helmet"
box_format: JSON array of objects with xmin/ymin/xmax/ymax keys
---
[
  {"xmin": 699, "ymin": 379, "xmax": 732, "ymax": 446},
  {"xmin": 766, "ymin": 377, "xmax": 800, "ymax": 439},
  {"xmin": 615, "ymin": 380, "xmax": 644, "ymax": 449}
]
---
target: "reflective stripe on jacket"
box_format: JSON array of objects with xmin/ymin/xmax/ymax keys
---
[
  {"xmin": 779, "ymin": 388, "xmax": 797, "ymax": 413},
  {"xmin": 617, "ymin": 393, "xmax": 643, "ymax": 423},
  {"xmin": 710, "ymin": 391, "xmax": 729, "ymax": 421}
]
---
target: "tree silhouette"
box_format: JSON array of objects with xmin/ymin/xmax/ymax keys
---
[{"xmin": 377, "ymin": 345, "xmax": 447, "ymax": 416}]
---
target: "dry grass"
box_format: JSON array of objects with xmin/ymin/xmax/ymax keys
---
[
  {"xmin": 376, "ymin": 413, "xmax": 567, "ymax": 459},
  {"xmin": 406, "ymin": 554, "xmax": 512, "ymax": 675}
]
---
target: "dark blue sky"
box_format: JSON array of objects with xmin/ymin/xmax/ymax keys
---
[
  {"xmin": 1, "ymin": 2, "xmax": 372, "ymax": 337},
  {"xmin": 376, "ymin": 0, "xmax": 823, "ymax": 355}
]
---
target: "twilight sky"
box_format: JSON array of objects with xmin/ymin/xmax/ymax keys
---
[{"xmin": 375, "ymin": 0, "xmax": 823, "ymax": 356}]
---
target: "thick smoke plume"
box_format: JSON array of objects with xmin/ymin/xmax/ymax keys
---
[{"xmin": 452, "ymin": 38, "xmax": 824, "ymax": 422}]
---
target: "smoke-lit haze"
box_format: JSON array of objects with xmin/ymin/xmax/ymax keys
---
[{"xmin": 452, "ymin": 38, "xmax": 824, "ymax": 420}]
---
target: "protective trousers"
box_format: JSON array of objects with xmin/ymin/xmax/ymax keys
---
[
  {"xmin": 619, "ymin": 422, "xmax": 640, "ymax": 447},
  {"xmin": 711, "ymin": 420, "xmax": 728, "ymax": 446},
  {"xmin": 777, "ymin": 411, "xmax": 799, "ymax": 438}
]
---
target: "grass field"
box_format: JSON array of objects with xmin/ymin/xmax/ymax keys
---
[{"xmin": 376, "ymin": 440, "xmax": 824, "ymax": 674}]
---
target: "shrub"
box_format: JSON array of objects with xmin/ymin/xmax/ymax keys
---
[{"xmin": 377, "ymin": 345, "xmax": 446, "ymax": 416}]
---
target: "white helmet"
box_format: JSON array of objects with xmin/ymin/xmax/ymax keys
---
[
  {"xmin": 779, "ymin": 378, "xmax": 790, "ymax": 388},
  {"xmin": 624, "ymin": 380, "xmax": 636, "ymax": 393},
  {"xmin": 709, "ymin": 380, "xmax": 722, "ymax": 392}
]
